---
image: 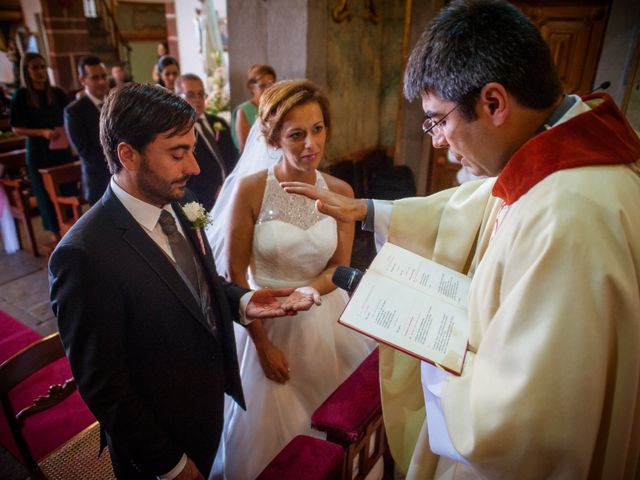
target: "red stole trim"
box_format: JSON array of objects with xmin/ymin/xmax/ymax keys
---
[{"xmin": 492, "ymin": 93, "xmax": 640, "ymax": 205}]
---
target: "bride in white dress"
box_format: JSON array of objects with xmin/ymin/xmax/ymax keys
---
[{"xmin": 207, "ymin": 80, "xmax": 374, "ymax": 479}]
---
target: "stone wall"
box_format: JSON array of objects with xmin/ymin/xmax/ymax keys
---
[
  {"xmin": 39, "ymin": 0, "xmax": 91, "ymax": 92},
  {"xmin": 227, "ymin": 0, "xmax": 410, "ymax": 164}
]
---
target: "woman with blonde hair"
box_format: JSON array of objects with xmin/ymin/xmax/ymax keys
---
[{"xmin": 208, "ymin": 80, "xmax": 373, "ymax": 479}]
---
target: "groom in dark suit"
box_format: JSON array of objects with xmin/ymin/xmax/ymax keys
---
[
  {"xmin": 49, "ymin": 83, "xmax": 317, "ymax": 479},
  {"xmin": 64, "ymin": 55, "xmax": 111, "ymax": 204}
]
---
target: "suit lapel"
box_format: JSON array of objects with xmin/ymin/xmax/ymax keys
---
[
  {"xmin": 196, "ymin": 120, "xmax": 226, "ymax": 178},
  {"xmin": 173, "ymin": 202, "xmax": 219, "ymax": 280},
  {"xmin": 80, "ymin": 94, "xmax": 100, "ymax": 118},
  {"xmin": 102, "ymin": 188, "xmax": 208, "ymax": 329},
  {"xmin": 173, "ymin": 202, "xmax": 230, "ymax": 324}
]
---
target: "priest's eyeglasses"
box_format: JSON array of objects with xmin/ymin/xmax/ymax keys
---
[{"xmin": 422, "ymin": 104, "xmax": 460, "ymax": 136}]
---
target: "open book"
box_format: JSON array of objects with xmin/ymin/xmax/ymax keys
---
[{"xmin": 339, "ymin": 242, "xmax": 470, "ymax": 375}]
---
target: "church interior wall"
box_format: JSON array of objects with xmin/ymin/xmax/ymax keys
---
[
  {"xmin": 324, "ymin": 1, "xmax": 383, "ymax": 162},
  {"xmin": 4, "ymin": 0, "xmax": 638, "ymax": 190}
]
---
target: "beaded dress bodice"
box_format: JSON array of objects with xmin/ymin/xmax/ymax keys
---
[{"xmin": 250, "ymin": 168, "xmax": 337, "ymax": 288}]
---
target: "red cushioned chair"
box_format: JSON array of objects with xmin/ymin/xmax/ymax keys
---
[
  {"xmin": 311, "ymin": 347, "xmax": 389, "ymax": 479},
  {"xmin": 0, "ymin": 333, "xmax": 114, "ymax": 479},
  {"xmin": 256, "ymin": 435, "xmax": 344, "ymax": 480}
]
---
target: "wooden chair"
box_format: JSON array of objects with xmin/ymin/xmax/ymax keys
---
[
  {"xmin": 38, "ymin": 161, "xmax": 87, "ymax": 237},
  {"xmin": 0, "ymin": 135, "xmax": 25, "ymax": 154},
  {"xmin": 0, "ymin": 149, "xmax": 40, "ymax": 256},
  {"xmin": 0, "ymin": 333, "xmax": 114, "ymax": 479}
]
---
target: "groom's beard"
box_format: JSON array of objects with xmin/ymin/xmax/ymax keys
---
[{"xmin": 137, "ymin": 155, "xmax": 192, "ymax": 205}]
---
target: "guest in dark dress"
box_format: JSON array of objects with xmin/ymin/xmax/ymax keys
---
[
  {"xmin": 156, "ymin": 55, "xmax": 180, "ymax": 93},
  {"xmin": 10, "ymin": 52, "xmax": 73, "ymax": 242}
]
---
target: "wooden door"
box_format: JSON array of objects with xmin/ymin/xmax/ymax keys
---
[{"xmin": 515, "ymin": 1, "xmax": 610, "ymax": 95}]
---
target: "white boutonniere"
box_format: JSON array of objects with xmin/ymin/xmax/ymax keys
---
[
  {"xmin": 212, "ymin": 121, "xmax": 225, "ymax": 141},
  {"xmin": 182, "ymin": 202, "xmax": 211, "ymax": 255},
  {"xmin": 182, "ymin": 202, "xmax": 211, "ymax": 228}
]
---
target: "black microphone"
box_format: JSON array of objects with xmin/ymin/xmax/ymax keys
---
[
  {"xmin": 332, "ymin": 266, "xmax": 364, "ymax": 296},
  {"xmin": 591, "ymin": 81, "xmax": 610, "ymax": 93}
]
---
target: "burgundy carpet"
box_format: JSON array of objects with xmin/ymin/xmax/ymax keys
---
[{"xmin": 0, "ymin": 310, "xmax": 95, "ymax": 462}]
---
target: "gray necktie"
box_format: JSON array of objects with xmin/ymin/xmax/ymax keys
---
[{"xmin": 157, "ymin": 209, "xmax": 199, "ymax": 291}]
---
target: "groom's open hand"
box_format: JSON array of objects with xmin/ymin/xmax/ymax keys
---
[
  {"xmin": 281, "ymin": 286, "xmax": 322, "ymax": 310},
  {"xmin": 246, "ymin": 287, "xmax": 320, "ymax": 319}
]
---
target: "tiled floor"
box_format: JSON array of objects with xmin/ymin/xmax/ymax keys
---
[
  {"xmin": 0, "ymin": 224, "xmax": 56, "ymax": 337},
  {"xmin": 0, "ymin": 222, "xmax": 54, "ymax": 479}
]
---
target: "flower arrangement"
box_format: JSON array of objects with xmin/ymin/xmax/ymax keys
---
[{"xmin": 205, "ymin": 51, "xmax": 230, "ymax": 116}]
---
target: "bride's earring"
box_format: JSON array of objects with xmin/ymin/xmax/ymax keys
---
[{"xmin": 267, "ymin": 144, "xmax": 282, "ymax": 163}]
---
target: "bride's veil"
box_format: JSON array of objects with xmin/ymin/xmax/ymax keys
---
[{"xmin": 206, "ymin": 120, "xmax": 282, "ymax": 276}]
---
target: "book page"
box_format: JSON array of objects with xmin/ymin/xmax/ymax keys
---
[
  {"xmin": 369, "ymin": 242, "xmax": 470, "ymax": 309},
  {"xmin": 340, "ymin": 269, "xmax": 468, "ymax": 374}
]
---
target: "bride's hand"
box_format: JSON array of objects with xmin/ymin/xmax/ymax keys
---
[
  {"xmin": 281, "ymin": 286, "xmax": 322, "ymax": 311},
  {"xmin": 256, "ymin": 340, "xmax": 290, "ymax": 383}
]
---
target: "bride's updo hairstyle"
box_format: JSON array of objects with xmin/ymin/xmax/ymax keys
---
[{"xmin": 258, "ymin": 79, "xmax": 331, "ymax": 148}]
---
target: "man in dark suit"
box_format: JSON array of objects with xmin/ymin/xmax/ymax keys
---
[
  {"xmin": 175, "ymin": 74, "xmax": 238, "ymax": 211},
  {"xmin": 108, "ymin": 62, "xmax": 133, "ymax": 89},
  {"xmin": 49, "ymin": 83, "xmax": 318, "ymax": 479},
  {"xmin": 64, "ymin": 55, "xmax": 111, "ymax": 205}
]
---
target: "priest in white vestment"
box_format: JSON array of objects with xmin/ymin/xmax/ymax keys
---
[{"xmin": 282, "ymin": 1, "xmax": 640, "ymax": 478}]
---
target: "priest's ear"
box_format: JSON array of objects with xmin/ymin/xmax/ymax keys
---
[
  {"xmin": 478, "ymin": 82, "xmax": 509, "ymax": 127},
  {"xmin": 117, "ymin": 142, "xmax": 141, "ymax": 172}
]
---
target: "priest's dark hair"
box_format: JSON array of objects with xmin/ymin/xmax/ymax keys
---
[
  {"xmin": 403, "ymin": 0, "xmax": 563, "ymax": 120},
  {"xmin": 100, "ymin": 82, "xmax": 196, "ymax": 174}
]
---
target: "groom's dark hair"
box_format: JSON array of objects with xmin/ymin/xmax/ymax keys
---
[{"xmin": 100, "ymin": 82, "xmax": 196, "ymax": 174}]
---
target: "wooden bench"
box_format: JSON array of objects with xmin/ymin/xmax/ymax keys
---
[{"xmin": 0, "ymin": 135, "xmax": 26, "ymax": 154}]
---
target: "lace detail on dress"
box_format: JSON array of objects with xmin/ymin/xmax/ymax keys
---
[{"xmin": 256, "ymin": 168, "xmax": 327, "ymax": 230}]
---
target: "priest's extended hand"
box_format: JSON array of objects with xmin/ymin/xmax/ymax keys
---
[
  {"xmin": 246, "ymin": 287, "xmax": 320, "ymax": 319},
  {"xmin": 281, "ymin": 181, "xmax": 368, "ymax": 223}
]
